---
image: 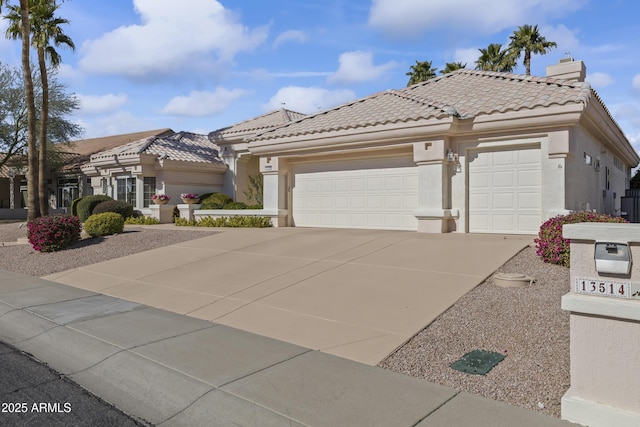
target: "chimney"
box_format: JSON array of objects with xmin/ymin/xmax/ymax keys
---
[{"xmin": 546, "ymin": 57, "xmax": 586, "ymax": 82}]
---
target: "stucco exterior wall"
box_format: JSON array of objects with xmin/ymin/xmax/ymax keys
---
[{"xmin": 565, "ymin": 125, "xmax": 629, "ymax": 215}]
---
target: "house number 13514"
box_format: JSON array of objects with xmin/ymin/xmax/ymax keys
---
[{"xmin": 575, "ymin": 278, "xmax": 630, "ymax": 298}]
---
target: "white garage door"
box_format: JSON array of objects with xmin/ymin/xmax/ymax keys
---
[
  {"xmin": 292, "ymin": 157, "xmax": 418, "ymax": 230},
  {"xmin": 468, "ymin": 147, "xmax": 541, "ymax": 234}
]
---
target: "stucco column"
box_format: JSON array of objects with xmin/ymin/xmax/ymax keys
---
[
  {"xmin": 260, "ymin": 157, "xmax": 288, "ymax": 227},
  {"xmin": 221, "ymin": 147, "xmax": 237, "ymax": 200},
  {"xmin": 561, "ymin": 223, "xmax": 640, "ymax": 427},
  {"xmin": 413, "ymin": 139, "xmax": 457, "ymax": 233}
]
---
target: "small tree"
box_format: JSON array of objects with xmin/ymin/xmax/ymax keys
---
[{"xmin": 406, "ymin": 60, "xmax": 437, "ymax": 86}]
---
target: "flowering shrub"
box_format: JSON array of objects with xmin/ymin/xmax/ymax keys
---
[
  {"xmin": 125, "ymin": 216, "xmax": 160, "ymax": 225},
  {"xmin": 28, "ymin": 215, "xmax": 81, "ymax": 252},
  {"xmin": 151, "ymin": 194, "xmax": 170, "ymax": 201},
  {"xmin": 180, "ymin": 193, "xmax": 199, "ymax": 200},
  {"xmin": 534, "ymin": 212, "xmax": 626, "ymax": 267}
]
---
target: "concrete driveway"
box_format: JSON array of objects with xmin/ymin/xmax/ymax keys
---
[{"xmin": 45, "ymin": 228, "xmax": 531, "ymax": 365}]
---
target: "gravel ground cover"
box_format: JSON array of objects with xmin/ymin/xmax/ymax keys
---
[
  {"xmin": 379, "ymin": 245, "xmax": 570, "ymax": 418},
  {"xmin": 0, "ymin": 222, "xmax": 570, "ymax": 418},
  {"xmin": 0, "ymin": 222, "xmax": 218, "ymax": 277}
]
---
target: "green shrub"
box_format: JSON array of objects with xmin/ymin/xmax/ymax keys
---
[
  {"xmin": 77, "ymin": 195, "xmax": 113, "ymax": 222},
  {"xmin": 247, "ymin": 204, "xmax": 263, "ymax": 210},
  {"xmin": 93, "ymin": 200, "xmax": 134, "ymax": 219},
  {"xmin": 28, "ymin": 215, "xmax": 81, "ymax": 252},
  {"xmin": 175, "ymin": 215, "xmax": 271, "ymax": 228},
  {"xmin": 535, "ymin": 212, "xmax": 627, "ymax": 267},
  {"xmin": 125, "ymin": 216, "xmax": 160, "ymax": 225},
  {"xmin": 70, "ymin": 197, "xmax": 84, "ymax": 216},
  {"xmin": 83, "ymin": 212, "xmax": 125, "ymax": 237},
  {"xmin": 174, "ymin": 217, "xmax": 196, "ymax": 226},
  {"xmin": 223, "ymin": 201, "xmax": 247, "ymax": 210},
  {"xmin": 200, "ymin": 192, "xmax": 233, "ymax": 209}
]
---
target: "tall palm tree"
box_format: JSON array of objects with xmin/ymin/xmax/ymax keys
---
[
  {"xmin": 2, "ymin": 0, "xmax": 40, "ymax": 219},
  {"xmin": 440, "ymin": 62, "xmax": 466, "ymax": 75},
  {"xmin": 475, "ymin": 43, "xmax": 516, "ymax": 72},
  {"xmin": 6, "ymin": 0, "xmax": 74, "ymax": 216},
  {"xmin": 508, "ymin": 24, "xmax": 557, "ymax": 76},
  {"xmin": 406, "ymin": 60, "xmax": 437, "ymax": 86}
]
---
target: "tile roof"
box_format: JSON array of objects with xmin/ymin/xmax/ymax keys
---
[
  {"xmin": 60, "ymin": 128, "xmax": 174, "ymax": 156},
  {"xmin": 250, "ymin": 69, "xmax": 594, "ymax": 141},
  {"xmin": 209, "ymin": 109, "xmax": 306, "ymax": 142},
  {"xmin": 89, "ymin": 131, "xmax": 224, "ymax": 164}
]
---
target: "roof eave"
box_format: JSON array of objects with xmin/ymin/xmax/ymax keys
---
[{"xmin": 248, "ymin": 118, "xmax": 454, "ymax": 156}]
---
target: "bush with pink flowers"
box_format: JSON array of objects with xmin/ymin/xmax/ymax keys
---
[
  {"xmin": 28, "ymin": 215, "xmax": 81, "ymax": 252},
  {"xmin": 534, "ymin": 212, "xmax": 626, "ymax": 267}
]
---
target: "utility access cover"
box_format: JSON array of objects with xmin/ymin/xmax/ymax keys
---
[{"xmin": 450, "ymin": 350, "xmax": 505, "ymax": 375}]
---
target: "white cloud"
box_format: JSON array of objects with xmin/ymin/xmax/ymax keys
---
[
  {"xmin": 453, "ymin": 48, "xmax": 478, "ymax": 68},
  {"xmin": 79, "ymin": 0, "xmax": 268, "ymax": 77},
  {"xmin": 78, "ymin": 93, "xmax": 128, "ymax": 115},
  {"xmin": 540, "ymin": 24, "xmax": 580, "ymax": 55},
  {"xmin": 368, "ymin": 0, "xmax": 587, "ymax": 39},
  {"xmin": 586, "ymin": 72, "xmax": 614, "ymax": 88},
  {"xmin": 161, "ymin": 88, "xmax": 247, "ymax": 117},
  {"xmin": 633, "ymin": 74, "xmax": 640, "ymax": 95},
  {"xmin": 79, "ymin": 111, "xmax": 157, "ymax": 139},
  {"xmin": 327, "ymin": 51, "xmax": 398, "ymax": 85},
  {"xmin": 273, "ymin": 30, "xmax": 308, "ymax": 48},
  {"xmin": 263, "ymin": 86, "xmax": 356, "ymax": 114}
]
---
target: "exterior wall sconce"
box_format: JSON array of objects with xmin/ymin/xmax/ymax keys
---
[{"xmin": 446, "ymin": 148, "xmax": 458, "ymax": 162}]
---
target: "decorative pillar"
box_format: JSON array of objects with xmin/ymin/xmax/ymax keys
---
[
  {"xmin": 561, "ymin": 223, "xmax": 640, "ymax": 427},
  {"xmin": 149, "ymin": 204, "xmax": 175, "ymax": 224},
  {"xmin": 413, "ymin": 139, "xmax": 457, "ymax": 233},
  {"xmin": 260, "ymin": 156, "xmax": 288, "ymax": 227}
]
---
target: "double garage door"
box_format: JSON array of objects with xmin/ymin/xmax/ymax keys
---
[
  {"xmin": 468, "ymin": 147, "xmax": 542, "ymax": 234},
  {"xmin": 292, "ymin": 157, "xmax": 418, "ymax": 230},
  {"xmin": 290, "ymin": 146, "xmax": 542, "ymax": 234}
]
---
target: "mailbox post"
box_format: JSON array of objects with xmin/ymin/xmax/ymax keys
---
[{"xmin": 561, "ymin": 223, "xmax": 640, "ymax": 427}]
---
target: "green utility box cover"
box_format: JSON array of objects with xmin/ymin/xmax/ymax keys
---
[{"xmin": 450, "ymin": 349, "xmax": 505, "ymax": 375}]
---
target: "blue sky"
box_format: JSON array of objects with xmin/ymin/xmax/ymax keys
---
[{"xmin": 1, "ymin": 0, "xmax": 639, "ymax": 153}]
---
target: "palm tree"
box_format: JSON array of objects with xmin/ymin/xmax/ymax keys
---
[
  {"xmin": 475, "ymin": 43, "xmax": 516, "ymax": 72},
  {"xmin": 2, "ymin": 0, "xmax": 39, "ymax": 219},
  {"xmin": 440, "ymin": 62, "xmax": 466, "ymax": 75},
  {"xmin": 6, "ymin": 0, "xmax": 74, "ymax": 216},
  {"xmin": 406, "ymin": 60, "xmax": 438, "ymax": 86},
  {"xmin": 508, "ymin": 24, "xmax": 557, "ymax": 76}
]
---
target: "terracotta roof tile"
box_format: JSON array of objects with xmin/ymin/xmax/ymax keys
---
[
  {"xmin": 89, "ymin": 132, "xmax": 224, "ymax": 164},
  {"xmin": 250, "ymin": 69, "xmax": 594, "ymax": 142},
  {"xmin": 209, "ymin": 108, "xmax": 306, "ymax": 141}
]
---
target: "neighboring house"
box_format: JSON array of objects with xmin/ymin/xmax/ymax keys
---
[
  {"xmin": 248, "ymin": 58, "xmax": 640, "ymax": 233},
  {"xmin": 0, "ymin": 128, "xmax": 173, "ymax": 213},
  {"xmin": 208, "ymin": 108, "xmax": 305, "ymax": 203},
  {"xmin": 81, "ymin": 131, "xmax": 226, "ymax": 212}
]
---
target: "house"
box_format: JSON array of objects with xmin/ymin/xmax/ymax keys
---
[
  {"xmin": 0, "ymin": 128, "xmax": 173, "ymax": 215},
  {"xmin": 248, "ymin": 58, "xmax": 640, "ymax": 233},
  {"xmin": 78, "ymin": 109, "xmax": 305, "ymax": 214},
  {"xmin": 81, "ymin": 131, "xmax": 226, "ymax": 211}
]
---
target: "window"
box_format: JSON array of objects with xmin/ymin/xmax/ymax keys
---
[
  {"xmin": 57, "ymin": 177, "xmax": 79, "ymax": 209},
  {"xmin": 143, "ymin": 177, "xmax": 156, "ymax": 208},
  {"xmin": 101, "ymin": 178, "xmax": 108, "ymax": 195},
  {"xmin": 116, "ymin": 177, "xmax": 136, "ymax": 206}
]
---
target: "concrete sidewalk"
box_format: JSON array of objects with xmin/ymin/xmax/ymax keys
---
[
  {"xmin": 0, "ymin": 270, "xmax": 575, "ymax": 426},
  {"xmin": 45, "ymin": 227, "xmax": 532, "ymax": 365}
]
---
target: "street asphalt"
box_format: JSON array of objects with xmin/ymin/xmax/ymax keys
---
[{"xmin": 0, "ymin": 340, "xmax": 146, "ymax": 427}]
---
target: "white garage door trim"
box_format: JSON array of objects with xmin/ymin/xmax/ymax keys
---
[
  {"xmin": 292, "ymin": 156, "xmax": 418, "ymax": 230},
  {"xmin": 468, "ymin": 146, "xmax": 542, "ymax": 234}
]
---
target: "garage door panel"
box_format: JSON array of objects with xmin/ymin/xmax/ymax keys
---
[
  {"xmin": 293, "ymin": 158, "xmax": 418, "ymax": 230},
  {"xmin": 469, "ymin": 147, "xmax": 541, "ymax": 234}
]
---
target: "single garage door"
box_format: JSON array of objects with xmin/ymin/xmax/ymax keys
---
[
  {"xmin": 468, "ymin": 146, "xmax": 541, "ymax": 234},
  {"xmin": 292, "ymin": 157, "xmax": 418, "ymax": 230}
]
